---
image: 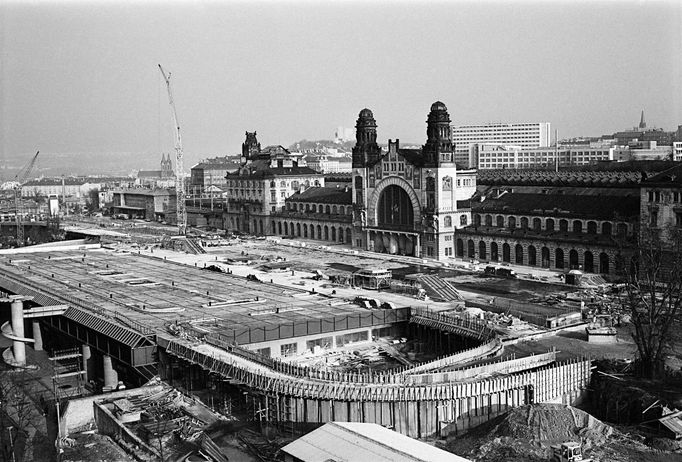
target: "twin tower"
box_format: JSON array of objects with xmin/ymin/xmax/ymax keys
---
[{"xmin": 351, "ymin": 102, "xmax": 454, "ymax": 169}]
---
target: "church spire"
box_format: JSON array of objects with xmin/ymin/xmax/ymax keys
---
[{"xmin": 639, "ymin": 109, "xmax": 646, "ymax": 130}]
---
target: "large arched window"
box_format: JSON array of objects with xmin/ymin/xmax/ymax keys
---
[{"xmin": 377, "ymin": 185, "xmax": 414, "ymax": 227}]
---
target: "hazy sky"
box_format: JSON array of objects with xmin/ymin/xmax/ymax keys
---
[{"xmin": 2, "ymin": 0, "xmax": 681, "ymax": 169}]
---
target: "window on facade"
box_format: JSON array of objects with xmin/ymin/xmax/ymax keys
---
[
  {"xmin": 270, "ymin": 181, "xmax": 276, "ymax": 187},
  {"xmin": 444, "ymin": 216, "xmax": 452, "ymax": 227},
  {"xmin": 460, "ymin": 215, "xmax": 468, "ymax": 226},
  {"xmin": 280, "ymin": 342, "xmax": 298, "ymax": 357}
]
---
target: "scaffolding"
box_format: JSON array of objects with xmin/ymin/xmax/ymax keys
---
[{"xmin": 50, "ymin": 347, "xmax": 86, "ymax": 400}]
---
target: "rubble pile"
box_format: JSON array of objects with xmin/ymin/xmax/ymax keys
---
[
  {"xmin": 442, "ymin": 403, "xmax": 681, "ymax": 462},
  {"xmin": 443, "ymin": 404, "xmax": 614, "ymax": 461}
]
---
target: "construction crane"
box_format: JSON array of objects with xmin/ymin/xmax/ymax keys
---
[
  {"xmin": 13, "ymin": 151, "xmax": 40, "ymax": 246},
  {"xmin": 158, "ymin": 64, "xmax": 187, "ymax": 236}
]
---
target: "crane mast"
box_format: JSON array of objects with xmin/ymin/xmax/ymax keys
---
[
  {"xmin": 158, "ymin": 64, "xmax": 187, "ymax": 236},
  {"xmin": 14, "ymin": 151, "xmax": 40, "ymax": 247}
]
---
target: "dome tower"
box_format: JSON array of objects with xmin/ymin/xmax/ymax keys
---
[
  {"xmin": 423, "ymin": 101, "xmax": 453, "ymax": 166},
  {"xmin": 352, "ymin": 109, "xmax": 381, "ymax": 168}
]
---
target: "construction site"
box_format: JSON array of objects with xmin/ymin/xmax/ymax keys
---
[{"xmin": 0, "ymin": 226, "xmax": 678, "ymax": 462}]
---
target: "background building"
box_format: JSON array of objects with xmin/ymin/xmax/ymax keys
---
[
  {"xmin": 474, "ymin": 143, "xmax": 613, "ymax": 169},
  {"xmin": 189, "ymin": 156, "xmax": 241, "ymax": 195},
  {"xmin": 451, "ymin": 122, "xmax": 551, "ymax": 167},
  {"xmin": 223, "ymin": 132, "xmax": 324, "ymax": 235}
]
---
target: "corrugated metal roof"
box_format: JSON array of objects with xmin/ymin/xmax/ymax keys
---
[
  {"xmin": 281, "ymin": 422, "xmax": 471, "ymax": 462},
  {"xmin": 62, "ymin": 307, "xmax": 149, "ymax": 348}
]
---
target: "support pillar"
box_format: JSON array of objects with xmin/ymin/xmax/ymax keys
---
[
  {"xmin": 32, "ymin": 321, "xmax": 43, "ymax": 351},
  {"xmin": 102, "ymin": 355, "xmax": 118, "ymax": 392},
  {"xmin": 82, "ymin": 344, "xmax": 92, "ymax": 383},
  {"xmin": 10, "ymin": 300, "xmax": 26, "ymax": 366}
]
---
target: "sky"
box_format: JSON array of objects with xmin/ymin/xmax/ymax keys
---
[{"xmin": 2, "ymin": 0, "xmax": 681, "ymax": 172}]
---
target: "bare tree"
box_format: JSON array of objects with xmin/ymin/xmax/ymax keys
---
[{"xmin": 621, "ymin": 225, "xmax": 682, "ymax": 378}]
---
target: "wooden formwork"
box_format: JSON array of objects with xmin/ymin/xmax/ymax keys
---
[{"xmin": 160, "ymin": 337, "xmax": 592, "ymax": 438}]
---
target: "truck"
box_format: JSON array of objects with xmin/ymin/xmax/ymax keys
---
[{"xmin": 551, "ymin": 442, "xmax": 591, "ymax": 462}]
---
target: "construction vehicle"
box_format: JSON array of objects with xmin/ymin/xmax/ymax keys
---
[
  {"xmin": 550, "ymin": 442, "xmax": 591, "ymax": 462},
  {"xmin": 158, "ymin": 64, "xmax": 187, "ymax": 236},
  {"xmin": 12, "ymin": 151, "xmax": 40, "ymax": 246}
]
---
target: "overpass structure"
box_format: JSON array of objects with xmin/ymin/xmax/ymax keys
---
[{"xmin": 0, "ymin": 246, "xmax": 591, "ymax": 437}]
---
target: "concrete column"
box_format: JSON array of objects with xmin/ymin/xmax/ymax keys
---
[
  {"xmin": 32, "ymin": 321, "xmax": 43, "ymax": 351},
  {"xmin": 10, "ymin": 300, "xmax": 26, "ymax": 366},
  {"xmin": 103, "ymin": 355, "xmax": 118, "ymax": 391},
  {"xmin": 81, "ymin": 344, "xmax": 92, "ymax": 383}
]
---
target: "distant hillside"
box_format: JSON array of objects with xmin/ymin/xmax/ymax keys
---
[
  {"xmin": 288, "ymin": 139, "xmax": 354, "ymax": 152},
  {"xmin": 0, "ymin": 150, "xmax": 208, "ymax": 180}
]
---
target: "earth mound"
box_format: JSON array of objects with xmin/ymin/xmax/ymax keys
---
[{"xmin": 443, "ymin": 403, "xmax": 615, "ymax": 462}]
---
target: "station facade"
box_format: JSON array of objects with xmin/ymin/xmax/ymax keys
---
[{"xmin": 351, "ymin": 103, "xmax": 476, "ymax": 259}]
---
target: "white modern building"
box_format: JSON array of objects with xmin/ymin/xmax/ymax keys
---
[
  {"xmin": 452, "ymin": 122, "xmax": 551, "ymax": 167},
  {"xmin": 672, "ymin": 142, "xmax": 682, "ymax": 161},
  {"xmin": 474, "ymin": 143, "xmax": 613, "ymax": 170}
]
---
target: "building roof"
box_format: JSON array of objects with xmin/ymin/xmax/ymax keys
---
[
  {"xmin": 473, "ymin": 192, "xmax": 639, "ymax": 220},
  {"xmin": 113, "ymin": 188, "xmax": 176, "ymax": 197},
  {"xmin": 287, "ymin": 186, "xmax": 352, "ymax": 204},
  {"xmin": 228, "ymin": 159, "xmax": 321, "ymax": 179},
  {"xmin": 191, "ymin": 158, "xmax": 241, "ymax": 170},
  {"xmin": 643, "ymin": 163, "xmax": 682, "ymax": 186},
  {"xmin": 281, "ymin": 422, "xmax": 470, "ymax": 462}
]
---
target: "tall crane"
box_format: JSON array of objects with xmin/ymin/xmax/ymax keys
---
[
  {"xmin": 158, "ymin": 64, "xmax": 187, "ymax": 236},
  {"xmin": 13, "ymin": 151, "xmax": 40, "ymax": 246}
]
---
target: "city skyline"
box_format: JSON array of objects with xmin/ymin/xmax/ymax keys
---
[{"xmin": 2, "ymin": 0, "xmax": 681, "ymax": 169}]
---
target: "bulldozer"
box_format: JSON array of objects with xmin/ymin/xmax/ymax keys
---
[{"xmin": 550, "ymin": 442, "xmax": 591, "ymax": 462}]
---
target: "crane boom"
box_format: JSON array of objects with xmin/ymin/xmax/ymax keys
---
[
  {"xmin": 14, "ymin": 150, "xmax": 40, "ymax": 246},
  {"xmin": 158, "ymin": 64, "xmax": 187, "ymax": 236}
]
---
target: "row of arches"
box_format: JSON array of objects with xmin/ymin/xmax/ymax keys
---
[
  {"xmin": 473, "ymin": 214, "xmax": 629, "ymax": 237},
  {"xmin": 228, "ymin": 216, "xmax": 265, "ymax": 235},
  {"xmin": 456, "ymin": 238, "xmax": 615, "ymax": 274},
  {"xmin": 287, "ymin": 202, "xmax": 353, "ymax": 216},
  {"xmin": 270, "ymin": 220, "xmax": 352, "ymax": 244}
]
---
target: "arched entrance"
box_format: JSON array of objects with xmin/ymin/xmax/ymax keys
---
[
  {"xmin": 555, "ymin": 248, "xmax": 565, "ymax": 269},
  {"xmin": 502, "ymin": 243, "xmax": 511, "ymax": 262},
  {"xmin": 515, "ymin": 244, "xmax": 523, "ymax": 264},
  {"xmin": 467, "ymin": 240, "xmax": 475, "ymax": 258},
  {"xmin": 569, "ymin": 249, "xmax": 579, "ymax": 269},
  {"xmin": 599, "ymin": 252, "xmax": 609, "ymax": 274},
  {"xmin": 479, "ymin": 241, "xmax": 487, "ymax": 260},
  {"xmin": 370, "ymin": 183, "xmax": 418, "ymax": 256},
  {"xmin": 491, "ymin": 242, "xmax": 499, "ymax": 261},
  {"xmin": 541, "ymin": 246, "xmax": 550, "ymax": 268},
  {"xmin": 584, "ymin": 251, "xmax": 594, "ymax": 273},
  {"xmin": 528, "ymin": 246, "xmax": 537, "ymax": 266},
  {"xmin": 456, "ymin": 239, "xmax": 464, "ymax": 257}
]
